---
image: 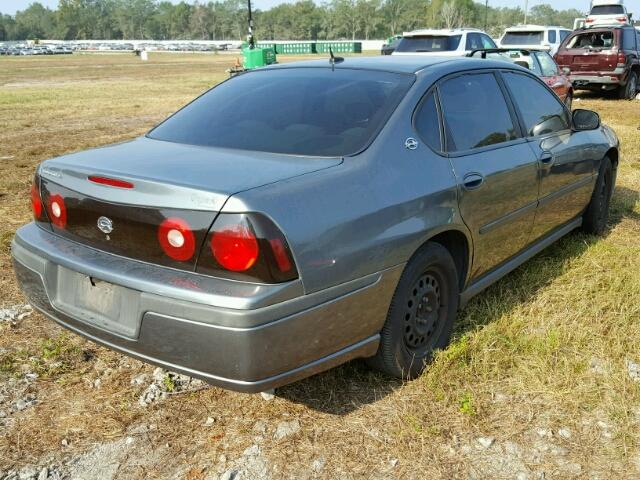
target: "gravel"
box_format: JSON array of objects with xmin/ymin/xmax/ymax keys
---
[
  {"xmin": 273, "ymin": 419, "xmax": 300, "ymax": 440},
  {"xmin": 626, "ymin": 359, "xmax": 640, "ymax": 382},
  {"xmin": 137, "ymin": 368, "xmax": 206, "ymax": 406},
  {"xmin": 0, "ymin": 304, "xmax": 32, "ymax": 324}
]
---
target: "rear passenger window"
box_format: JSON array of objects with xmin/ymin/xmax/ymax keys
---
[
  {"xmin": 560, "ymin": 30, "xmax": 570, "ymax": 42},
  {"xmin": 438, "ymin": 73, "xmax": 518, "ymax": 152},
  {"xmin": 535, "ymin": 52, "xmax": 559, "ymax": 76},
  {"xmin": 414, "ymin": 92, "xmax": 441, "ymax": 151},
  {"xmin": 480, "ymin": 34, "xmax": 497, "ymax": 49},
  {"xmin": 503, "ymin": 72, "xmax": 570, "ymax": 137},
  {"xmin": 548, "ymin": 30, "xmax": 557, "ymax": 44},
  {"xmin": 623, "ymin": 28, "xmax": 637, "ymax": 50}
]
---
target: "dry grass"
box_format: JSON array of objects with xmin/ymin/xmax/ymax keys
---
[{"xmin": 0, "ymin": 53, "xmax": 639, "ymax": 479}]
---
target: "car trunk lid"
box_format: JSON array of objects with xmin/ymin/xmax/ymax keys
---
[{"xmin": 37, "ymin": 137, "xmax": 342, "ymax": 271}]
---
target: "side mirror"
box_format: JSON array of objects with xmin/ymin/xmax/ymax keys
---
[
  {"xmin": 562, "ymin": 67, "xmax": 571, "ymax": 76},
  {"xmin": 572, "ymin": 109, "xmax": 600, "ymax": 131}
]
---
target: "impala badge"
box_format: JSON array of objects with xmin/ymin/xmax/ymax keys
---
[{"xmin": 97, "ymin": 216, "xmax": 114, "ymax": 235}]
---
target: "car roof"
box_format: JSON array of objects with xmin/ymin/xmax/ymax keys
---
[
  {"xmin": 263, "ymin": 55, "xmax": 525, "ymax": 75},
  {"xmin": 504, "ymin": 24, "xmax": 567, "ymax": 31},
  {"xmin": 403, "ymin": 28, "xmax": 482, "ymax": 37}
]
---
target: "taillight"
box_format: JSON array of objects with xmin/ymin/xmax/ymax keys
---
[
  {"xmin": 197, "ymin": 213, "xmax": 298, "ymax": 283},
  {"xmin": 157, "ymin": 217, "xmax": 196, "ymax": 261},
  {"xmin": 211, "ymin": 220, "xmax": 259, "ymax": 272},
  {"xmin": 586, "ymin": 17, "xmax": 594, "ymax": 23},
  {"xmin": 47, "ymin": 193, "xmax": 67, "ymax": 228},
  {"xmin": 616, "ymin": 16, "xmax": 627, "ymax": 22},
  {"xmin": 617, "ymin": 52, "xmax": 626, "ymax": 66},
  {"xmin": 30, "ymin": 181, "xmax": 43, "ymax": 219}
]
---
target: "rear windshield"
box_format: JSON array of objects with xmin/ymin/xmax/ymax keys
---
[
  {"xmin": 501, "ymin": 31, "xmax": 544, "ymax": 45},
  {"xmin": 395, "ymin": 35, "xmax": 462, "ymax": 52},
  {"xmin": 590, "ymin": 5, "xmax": 625, "ymax": 14},
  {"xmin": 566, "ymin": 30, "xmax": 616, "ymax": 49},
  {"xmin": 148, "ymin": 68, "xmax": 414, "ymax": 157}
]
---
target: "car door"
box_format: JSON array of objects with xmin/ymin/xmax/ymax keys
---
[
  {"xmin": 501, "ymin": 71, "xmax": 597, "ymax": 239},
  {"xmin": 435, "ymin": 72, "xmax": 539, "ymax": 279}
]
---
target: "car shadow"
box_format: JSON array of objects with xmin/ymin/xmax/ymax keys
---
[{"xmin": 276, "ymin": 186, "xmax": 639, "ymax": 415}]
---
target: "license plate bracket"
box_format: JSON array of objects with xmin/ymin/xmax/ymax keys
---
[{"xmin": 53, "ymin": 267, "xmax": 141, "ymax": 338}]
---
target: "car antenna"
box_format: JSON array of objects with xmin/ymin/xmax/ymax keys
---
[{"xmin": 329, "ymin": 47, "xmax": 344, "ymax": 71}]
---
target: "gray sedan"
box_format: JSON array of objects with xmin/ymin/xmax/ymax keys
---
[{"xmin": 12, "ymin": 57, "xmax": 618, "ymax": 392}]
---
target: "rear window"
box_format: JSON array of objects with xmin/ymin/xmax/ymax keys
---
[
  {"xmin": 395, "ymin": 35, "xmax": 462, "ymax": 52},
  {"xmin": 148, "ymin": 68, "xmax": 414, "ymax": 157},
  {"xmin": 566, "ymin": 30, "xmax": 616, "ymax": 49},
  {"xmin": 590, "ymin": 5, "xmax": 625, "ymax": 14},
  {"xmin": 501, "ymin": 31, "xmax": 544, "ymax": 45}
]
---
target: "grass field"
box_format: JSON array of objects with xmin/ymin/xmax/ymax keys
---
[{"xmin": 1, "ymin": 53, "xmax": 639, "ymax": 479}]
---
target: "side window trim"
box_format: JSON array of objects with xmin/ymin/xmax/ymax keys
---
[
  {"xmin": 498, "ymin": 70, "xmax": 572, "ymax": 139},
  {"xmin": 435, "ymin": 70, "xmax": 526, "ymax": 157},
  {"xmin": 411, "ymin": 86, "xmax": 445, "ymax": 154}
]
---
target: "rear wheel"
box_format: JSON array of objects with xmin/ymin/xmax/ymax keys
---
[
  {"xmin": 366, "ymin": 242, "xmax": 459, "ymax": 379},
  {"xmin": 618, "ymin": 71, "xmax": 638, "ymax": 100},
  {"xmin": 582, "ymin": 156, "xmax": 614, "ymax": 235}
]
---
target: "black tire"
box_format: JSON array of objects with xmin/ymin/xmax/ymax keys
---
[
  {"xmin": 564, "ymin": 91, "xmax": 573, "ymax": 111},
  {"xmin": 366, "ymin": 242, "xmax": 459, "ymax": 379},
  {"xmin": 618, "ymin": 71, "xmax": 638, "ymax": 100},
  {"xmin": 582, "ymin": 156, "xmax": 614, "ymax": 235}
]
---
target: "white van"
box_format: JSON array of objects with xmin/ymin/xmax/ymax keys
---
[
  {"xmin": 499, "ymin": 25, "xmax": 572, "ymax": 55},
  {"xmin": 586, "ymin": 0, "xmax": 632, "ymax": 26}
]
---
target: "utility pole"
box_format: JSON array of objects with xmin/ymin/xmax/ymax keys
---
[
  {"xmin": 484, "ymin": 0, "xmax": 489, "ymax": 31},
  {"xmin": 523, "ymin": 0, "xmax": 528, "ymax": 24}
]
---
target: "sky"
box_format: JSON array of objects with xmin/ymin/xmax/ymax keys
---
[{"xmin": 0, "ymin": 0, "xmax": 615, "ymax": 15}]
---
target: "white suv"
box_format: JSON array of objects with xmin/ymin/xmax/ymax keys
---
[
  {"xmin": 586, "ymin": 0, "xmax": 632, "ymax": 27},
  {"xmin": 392, "ymin": 28, "xmax": 496, "ymax": 56},
  {"xmin": 499, "ymin": 25, "xmax": 572, "ymax": 55}
]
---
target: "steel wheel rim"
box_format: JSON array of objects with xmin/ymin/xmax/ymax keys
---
[{"xmin": 403, "ymin": 272, "xmax": 445, "ymax": 354}]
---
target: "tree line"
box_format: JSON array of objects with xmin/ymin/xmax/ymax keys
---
[{"xmin": 0, "ymin": 0, "xmax": 584, "ymax": 42}]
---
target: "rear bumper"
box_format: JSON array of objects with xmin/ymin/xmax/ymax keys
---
[
  {"xmin": 570, "ymin": 68, "xmax": 628, "ymax": 88},
  {"xmin": 11, "ymin": 223, "xmax": 402, "ymax": 392}
]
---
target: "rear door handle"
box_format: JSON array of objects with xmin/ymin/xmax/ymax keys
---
[{"xmin": 462, "ymin": 172, "xmax": 484, "ymax": 190}]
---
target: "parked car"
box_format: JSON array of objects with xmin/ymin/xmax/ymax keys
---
[
  {"xmin": 381, "ymin": 35, "xmax": 402, "ymax": 55},
  {"xmin": 468, "ymin": 48, "xmax": 574, "ymax": 108},
  {"xmin": 554, "ymin": 25, "xmax": 640, "ymax": 99},
  {"xmin": 13, "ymin": 57, "xmax": 618, "ymax": 392},
  {"xmin": 499, "ymin": 25, "xmax": 572, "ymax": 55},
  {"xmin": 392, "ymin": 28, "xmax": 496, "ymax": 56},
  {"xmin": 586, "ymin": 0, "xmax": 632, "ymax": 27}
]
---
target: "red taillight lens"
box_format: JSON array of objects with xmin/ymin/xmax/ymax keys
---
[
  {"xmin": 158, "ymin": 217, "xmax": 196, "ymax": 261},
  {"xmin": 47, "ymin": 193, "xmax": 67, "ymax": 228},
  {"xmin": 586, "ymin": 17, "xmax": 594, "ymax": 23},
  {"xmin": 617, "ymin": 52, "xmax": 626, "ymax": 64},
  {"xmin": 197, "ymin": 213, "xmax": 298, "ymax": 283},
  {"xmin": 30, "ymin": 182, "xmax": 43, "ymax": 219},
  {"xmin": 211, "ymin": 221, "xmax": 259, "ymax": 272},
  {"xmin": 88, "ymin": 175, "xmax": 134, "ymax": 189},
  {"xmin": 616, "ymin": 16, "xmax": 627, "ymax": 22}
]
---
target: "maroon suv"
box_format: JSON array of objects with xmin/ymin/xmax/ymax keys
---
[{"xmin": 555, "ymin": 26, "xmax": 640, "ymax": 99}]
